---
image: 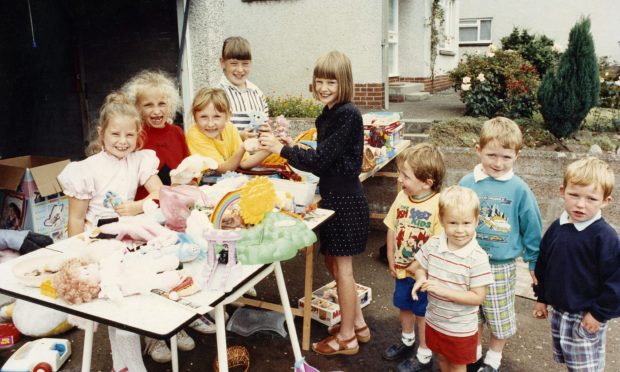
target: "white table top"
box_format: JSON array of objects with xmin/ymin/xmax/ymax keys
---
[{"xmin": 0, "ymin": 209, "xmax": 334, "ymax": 339}]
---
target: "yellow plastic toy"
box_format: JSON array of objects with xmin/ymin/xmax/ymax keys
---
[{"xmin": 238, "ymin": 177, "xmax": 276, "ymax": 225}]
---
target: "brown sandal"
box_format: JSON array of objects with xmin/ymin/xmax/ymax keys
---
[
  {"xmin": 327, "ymin": 324, "xmax": 371, "ymax": 343},
  {"xmin": 312, "ymin": 335, "xmax": 359, "ymax": 356}
]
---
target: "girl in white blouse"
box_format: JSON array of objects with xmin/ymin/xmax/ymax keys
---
[{"xmin": 58, "ymin": 92, "xmax": 163, "ymax": 237}]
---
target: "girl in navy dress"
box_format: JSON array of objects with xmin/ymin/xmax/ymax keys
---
[{"xmin": 259, "ymin": 50, "xmax": 370, "ymax": 355}]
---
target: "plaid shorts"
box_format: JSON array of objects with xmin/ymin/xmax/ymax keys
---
[
  {"xmin": 479, "ymin": 262, "xmax": 517, "ymax": 339},
  {"xmin": 550, "ymin": 308, "xmax": 608, "ymax": 371}
]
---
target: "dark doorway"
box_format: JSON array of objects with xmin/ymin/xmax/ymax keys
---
[{"xmin": 0, "ymin": 0, "xmax": 179, "ymax": 160}]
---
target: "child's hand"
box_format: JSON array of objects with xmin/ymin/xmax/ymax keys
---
[
  {"xmin": 239, "ymin": 127, "xmax": 257, "ymax": 141},
  {"xmin": 277, "ymin": 133, "xmax": 295, "ymax": 146},
  {"xmin": 532, "ymin": 302, "xmax": 548, "ymax": 319},
  {"xmin": 582, "ymin": 312, "xmax": 601, "ymax": 333},
  {"xmin": 530, "ymin": 270, "xmax": 538, "ymax": 286},
  {"xmin": 411, "ymin": 278, "xmax": 426, "ymax": 300},
  {"xmin": 387, "ymin": 261, "xmax": 397, "ymax": 278},
  {"xmin": 420, "ymin": 279, "xmax": 446, "ymax": 297},
  {"xmin": 114, "ymin": 201, "xmax": 143, "ymax": 217},
  {"xmin": 259, "ymin": 132, "xmax": 284, "ymax": 154}
]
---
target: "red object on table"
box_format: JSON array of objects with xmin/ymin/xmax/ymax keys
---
[{"xmin": 0, "ymin": 323, "xmax": 20, "ymax": 348}]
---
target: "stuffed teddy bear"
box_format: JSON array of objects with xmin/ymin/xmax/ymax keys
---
[{"xmin": 169, "ymin": 155, "xmax": 218, "ymax": 185}]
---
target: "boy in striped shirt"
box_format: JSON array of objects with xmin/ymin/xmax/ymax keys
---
[{"xmin": 411, "ymin": 186, "xmax": 494, "ymax": 372}]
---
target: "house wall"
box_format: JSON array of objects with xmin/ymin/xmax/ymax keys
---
[
  {"xmin": 396, "ymin": 0, "xmax": 460, "ymax": 92},
  {"xmin": 459, "ymin": 0, "xmax": 620, "ymax": 62},
  {"xmin": 222, "ymin": 1, "xmax": 384, "ymax": 107}
]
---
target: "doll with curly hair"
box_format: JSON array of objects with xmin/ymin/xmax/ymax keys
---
[{"xmin": 53, "ymin": 252, "xmax": 185, "ymax": 372}]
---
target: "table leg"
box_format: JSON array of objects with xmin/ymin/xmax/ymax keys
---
[
  {"xmin": 274, "ymin": 261, "xmax": 303, "ymax": 362},
  {"xmin": 170, "ymin": 334, "xmax": 179, "ymax": 372},
  {"xmin": 214, "ymin": 304, "xmax": 228, "ymax": 372},
  {"xmin": 81, "ymin": 320, "xmax": 94, "ymax": 372},
  {"xmin": 302, "ymin": 244, "xmax": 314, "ymax": 350}
]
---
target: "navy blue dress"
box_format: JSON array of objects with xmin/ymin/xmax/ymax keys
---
[{"xmin": 280, "ymin": 102, "xmax": 369, "ymax": 256}]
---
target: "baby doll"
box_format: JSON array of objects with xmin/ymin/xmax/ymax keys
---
[{"xmin": 53, "ymin": 252, "xmax": 183, "ymax": 304}]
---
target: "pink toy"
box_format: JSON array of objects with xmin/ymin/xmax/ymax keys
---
[{"xmin": 159, "ymin": 185, "xmax": 207, "ymax": 231}]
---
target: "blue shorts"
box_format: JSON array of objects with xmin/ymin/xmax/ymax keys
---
[{"xmin": 393, "ymin": 277, "xmax": 428, "ymax": 316}]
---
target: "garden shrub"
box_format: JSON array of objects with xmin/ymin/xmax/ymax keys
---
[
  {"xmin": 449, "ymin": 49, "xmax": 540, "ymax": 119},
  {"xmin": 266, "ymin": 95, "xmax": 323, "ymax": 118},
  {"xmin": 500, "ymin": 28, "xmax": 560, "ymax": 78},
  {"xmin": 538, "ymin": 18, "xmax": 600, "ymax": 139},
  {"xmin": 599, "ymin": 56, "xmax": 620, "ymax": 110}
]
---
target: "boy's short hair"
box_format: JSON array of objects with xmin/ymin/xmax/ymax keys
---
[
  {"xmin": 396, "ymin": 143, "xmax": 446, "ymax": 192},
  {"xmin": 479, "ymin": 117, "xmax": 523, "ymax": 152},
  {"xmin": 439, "ymin": 186, "xmax": 480, "ymax": 220},
  {"xmin": 221, "ymin": 36, "xmax": 252, "ymax": 61},
  {"xmin": 312, "ymin": 50, "xmax": 353, "ymax": 104},
  {"xmin": 564, "ymin": 156, "xmax": 615, "ymax": 199},
  {"xmin": 191, "ymin": 87, "xmax": 231, "ymax": 120}
]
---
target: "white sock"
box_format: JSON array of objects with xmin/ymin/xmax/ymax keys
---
[
  {"xmin": 484, "ymin": 349, "xmax": 502, "ymax": 370},
  {"xmin": 476, "ymin": 345, "xmax": 483, "ymax": 360},
  {"xmin": 416, "ymin": 346, "xmax": 433, "ymax": 364},
  {"xmin": 401, "ymin": 331, "xmax": 415, "ymax": 346}
]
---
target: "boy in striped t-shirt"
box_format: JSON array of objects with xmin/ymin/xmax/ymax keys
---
[
  {"xmin": 411, "ymin": 186, "xmax": 494, "ymax": 372},
  {"xmin": 219, "ymin": 36, "xmax": 270, "ymax": 139}
]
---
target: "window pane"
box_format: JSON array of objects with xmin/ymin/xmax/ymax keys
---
[
  {"xmin": 480, "ymin": 20, "xmax": 491, "ymax": 40},
  {"xmin": 460, "ymin": 27, "xmax": 478, "ymax": 42}
]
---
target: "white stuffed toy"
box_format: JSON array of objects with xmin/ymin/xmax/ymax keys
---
[{"xmin": 170, "ymin": 155, "xmax": 218, "ymax": 185}]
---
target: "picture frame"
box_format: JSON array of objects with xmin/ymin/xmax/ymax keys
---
[{"xmin": 1, "ymin": 192, "xmax": 26, "ymax": 230}]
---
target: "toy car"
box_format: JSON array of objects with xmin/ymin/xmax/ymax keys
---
[{"xmin": 0, "ymin": 338, "xmax": 71, "ymax": 372}]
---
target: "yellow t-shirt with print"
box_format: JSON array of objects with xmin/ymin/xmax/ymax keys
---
[
  {"xmin": 186, "ymin": 123, "xmax": 248, "ymax": 164},
  {"xmin": 383, "ymin": 191, "xmax": 443, "ymax": 279}
]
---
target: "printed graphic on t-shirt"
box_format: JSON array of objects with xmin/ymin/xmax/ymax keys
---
[
  {"xmin": 394, "ymin": 205, "xmax": 433, "ymax": 266},
  {"xmin": 477, "ymin": 196, "xmax": 512, "ymax": 243}
]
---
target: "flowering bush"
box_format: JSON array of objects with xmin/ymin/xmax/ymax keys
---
[
  {"xmin": 599, "ymin": 57, "xmax": 620, "ymax": 110},
  {"xmin": 266, "ymin": 95, "xmax": 323, "ymax": 118},
  {"xmin": 500, "ymin": 28, "xmax": 561, "ymax": 78},
  {"xmin": 449, "ymin": 48, "xmax": 541, "ymax": 118}
]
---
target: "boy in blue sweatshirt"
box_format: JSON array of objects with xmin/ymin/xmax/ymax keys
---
[
  {"xmin": 534, "ymin": 156, "xmax": 620, "ymax": 371},
  {"xmin": 459, "ymin": 117, "xmax": 542, "ymax": 372}
]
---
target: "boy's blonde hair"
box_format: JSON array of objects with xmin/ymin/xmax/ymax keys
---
[
  {"xmin": 122, "ymin": 70, "xmax": 181, "ymax": 124},
  {"xmin": 396, "ymin": 143, "xmax": 446, "ymax": 192},
  {"xmin": 479, "ymin": 117, "xmax": 523, "ymax": 152},
  {"xmin": 312, "ymin": 51, "xmax": 353, "ymax": 104},
  {"xmin": 221, "ymin": 36, "xmax": 252, "ymax": 60},
  {"xmin": 191, "ymin": 87, "xmax": 231, "ymax": 121},
  {"xmin": 439, "ymin": 186, "xmax": 480, "ymax": 221},
  {"xmin": 564, "ymin": 156, "xmax": 615, "ymax": 199},
  {"xmin": 88, "ymin": 92, "xmax": 143, "ymax": 155}
]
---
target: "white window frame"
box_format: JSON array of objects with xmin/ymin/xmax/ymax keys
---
[
  {"xmin": 438, "ymin": 0, "xmax": 456, "ymax": 52},
  {"xmin": 459, "ymin": 18, "xmax": 492, "ymax": 45}
]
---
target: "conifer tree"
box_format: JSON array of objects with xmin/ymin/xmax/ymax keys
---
[{"xmin": 538, "ymin": 18, "xmax": 599, "ymax": 138}]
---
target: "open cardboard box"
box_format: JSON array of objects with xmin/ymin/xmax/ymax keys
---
[
  {"xmin": 298, "ymin": 280, "xmax": 372, "ymax": 326},
  {"xmin": 0, "ymin": 156, "xmax": 70, "ymax": 241}
]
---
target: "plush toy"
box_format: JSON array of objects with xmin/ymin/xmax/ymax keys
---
[
  {"xmin": 247, "ymin": 111, "xmax": 269, "ymax": 132},
  {"xmin": 53, "ymin": 251, "xmax": 184, "ymax": 304},
  {"xmin": 170, "ymin": 155, "xmax": 218, "ymax": 185},
  {"xmin": 1, "ymin": 300, "xmax": 74, "ymax": 337}
]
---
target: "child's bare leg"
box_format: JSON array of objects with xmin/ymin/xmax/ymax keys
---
[
  {"xmin": 438, "ymin": 354, "xmax": 449, "ymax": 372},
  {"xmin": 401, "ymin": 310, "xmax": 415, "ymax": 333},
  {"xmin": 416, "ymin": 316, "xmax": 427, "ymax": 347},
  {"xmin": 489, "ymin": 335, "xmax": 507, "ymax": 353}
]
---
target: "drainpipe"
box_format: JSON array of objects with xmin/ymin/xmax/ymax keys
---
[
  {"xmin": 382, "ymin": 0, "xmax": 390, "ymax": 110},
  {"xmin": 176, "ymin": 0, "xmax": 194, "ymax": 131}
]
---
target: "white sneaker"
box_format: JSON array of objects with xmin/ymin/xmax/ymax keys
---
[
  {"xmin": 176, "ymin": 329, "xmax": 195, "ymax": 351},
  {"xmin": 189, "ymin": 317, "xmax": 216, "ymax": 334},
  {"xmin": 144, "ymin": 337, "xmax": 171, "ymax": 363}
]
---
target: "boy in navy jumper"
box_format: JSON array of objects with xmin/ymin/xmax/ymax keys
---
[
  {"xmin": 459, "ymin": 117, "xmax": 543, "ymax": 372},
  {"xmin": 534, "ymin": 156, "xmax": 620, "ymax": 371}
]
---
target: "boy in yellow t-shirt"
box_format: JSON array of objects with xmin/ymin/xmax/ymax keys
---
[{"xmin": 383, "ymin": 143, "xmax": 445, "ymax": 371}]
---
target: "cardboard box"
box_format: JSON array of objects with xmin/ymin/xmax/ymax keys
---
[
  {"xmin": 298, "ymin": 281, "xmax": 372, "ymax": 326},
  {"xmin": 0, "ymin": 156, "xmax": 70, "ymax": 241}
]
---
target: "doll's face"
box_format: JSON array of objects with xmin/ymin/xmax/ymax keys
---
[{"xmin": 78, "ymin": 263, "xmax": 101, "ymax": 285}]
